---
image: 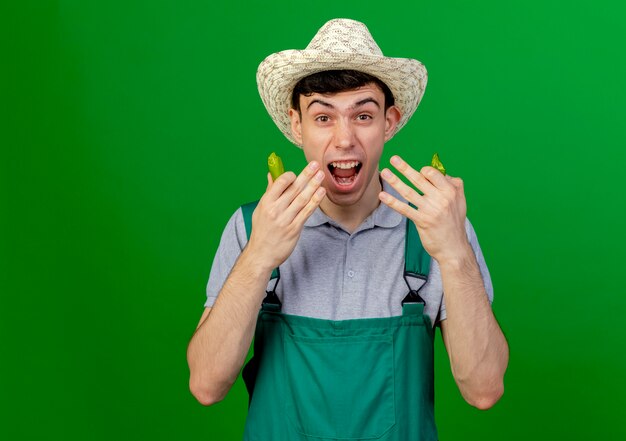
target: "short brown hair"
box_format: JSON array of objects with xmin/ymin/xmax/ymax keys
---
[{"xmin": 291, "ymin": 70, "xmax": 395, "ymax": 114}]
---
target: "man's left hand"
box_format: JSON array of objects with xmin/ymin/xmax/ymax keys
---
[{"xmin": 379, "ymin": 154, "xmax": 469, "ymax": 263}]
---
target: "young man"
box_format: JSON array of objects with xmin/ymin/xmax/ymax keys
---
[{"xmin": 187, "ymin": 19, "xmax": 508, "ymax": 440}]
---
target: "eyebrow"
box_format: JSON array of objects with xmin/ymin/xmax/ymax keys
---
[
  {"xmin": 352, "ymin": 98, "xmax": 381, "ymax": 110},
  {"xmin": 306, "ymin": 97, "xmax": 381, "ymax": 111}
]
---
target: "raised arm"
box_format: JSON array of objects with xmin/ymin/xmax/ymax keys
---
[
  {"xmin": 379, "ymin": 155, "xmax": 509, "ymax": 409},
  {"xmin": 186, "ymin": 162, "xmax": 326, "ymax": 406}
]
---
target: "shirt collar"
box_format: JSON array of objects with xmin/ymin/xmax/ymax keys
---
[{"xmin": 304, "ymin": 173, "xmax": 405, "ymax": 230}]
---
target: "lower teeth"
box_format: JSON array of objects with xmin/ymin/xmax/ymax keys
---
[{"xmin": 336, "ymin": 175, "xmax": 356, "ymax": 185}]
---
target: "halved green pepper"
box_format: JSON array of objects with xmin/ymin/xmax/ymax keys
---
[
  {"xmin": 431, "ymin": 152, "xmax": 446, "ymax": 176},
  {"xmin": 268, "ymin": 152, "xmax": 285, "ymax": 181}
]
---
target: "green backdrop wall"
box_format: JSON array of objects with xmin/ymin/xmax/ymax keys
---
[{"xmin": 2, "ymin": 0, "xmax": 625, "ymax": 439}]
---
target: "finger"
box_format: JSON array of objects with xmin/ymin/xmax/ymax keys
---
[
  {"xmin": 283, "ymin": 168, "xmax": 325, "ymax": 223},
  {"xmin": 380, "ymin": 168, "xmax": 423, "ymax": 207},
  {"xmin": 266, "ymin": 172, "xmax": 272, "ymax": 191},
  {"xmin": 278, "ymin": 161, "xmax": 322, "ymax": 207},
  {"xmin": 266, "ymin": 170, "xmax": 297, "ymax": 201},
  {"xmin": 449, "ymin": 176, "xmax": 464, "ymax": 190},
  {"xmin": 379, "ymin": 191, "xmax": 419, "ymax": 220},
  {"xmin": 419, "ymin": 165, "xmax": 451, "ymax": 190},
  {"xmin": 390, "ymin": 155, "xmax": 437, "ymax": 195},
  {"xmin": 292, "ymin": 186, "xmax": 326, "ymax": 228}
]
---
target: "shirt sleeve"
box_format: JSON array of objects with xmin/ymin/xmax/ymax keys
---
[
  {"xmin": 438, "ymin": 217, "xmax": 494, "ymax": 322},
  {"xmin": 204, "ymin": 207, "xmax": 249, "ymax": 308}
]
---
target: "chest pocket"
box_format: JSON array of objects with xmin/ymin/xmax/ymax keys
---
[{"xmin": 284, "ymin": 331, "xmax": 396, "ymax": 440}]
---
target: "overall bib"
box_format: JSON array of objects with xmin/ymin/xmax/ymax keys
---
[{"xmin": 240, "ymin": 202, "xmax": 438, "ymax": 441}]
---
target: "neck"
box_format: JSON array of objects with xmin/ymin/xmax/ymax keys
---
[{"xmin": 319, "ymin": 172, "xmax": 382, "ymax": 233}]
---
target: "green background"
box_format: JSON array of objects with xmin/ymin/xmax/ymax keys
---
[{"xmin": 2, "ymin": 0, "xmax": 625, "ymax": 439}]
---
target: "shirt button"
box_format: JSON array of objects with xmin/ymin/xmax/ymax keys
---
[{"xmin": 348, "ymin": 270, "xmax": 355, "ymax": 278}]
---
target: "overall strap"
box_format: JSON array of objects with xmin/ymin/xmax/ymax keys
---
[
  {"xmin": 402, "ymin": 212, "xmax": 431, "ymax": 305},
  {"xmin": 241, "ymin": 201, "xmax": 281, "ymax": 310}
]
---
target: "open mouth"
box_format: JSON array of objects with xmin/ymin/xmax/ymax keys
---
[{"xmin": 328, "ymin": 160, "xmax": 363, "ymax": 186}]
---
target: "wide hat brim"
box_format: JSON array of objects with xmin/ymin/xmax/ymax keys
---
[{"xmin": 257, "ymin": 48, "xmax": 428, "ymax": 147}]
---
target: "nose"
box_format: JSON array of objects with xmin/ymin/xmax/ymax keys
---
[{"xmin": 333, "ymin": 119, "xmax": 355, "ymax": 150}]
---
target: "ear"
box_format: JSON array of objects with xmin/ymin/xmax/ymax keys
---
[
  {"xmin": 383, "ymin": 105, "xmax": 402, "ymax": 141},
  {"xmin": 289, "ymin": 108, "xmax": 303, "ymax": 145}
]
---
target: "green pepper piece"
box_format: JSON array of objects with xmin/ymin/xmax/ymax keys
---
[
  {"xmin": 431, "ymin": 152, "xmax": 446, "ymax": 176},
  {"xmin": 268, "ymin": 152, "xmax": 285, "ymax": 181}
]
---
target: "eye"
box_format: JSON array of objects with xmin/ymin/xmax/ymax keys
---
[
  {"xmin": 315, "ymin": 115, "xmax": 330, "ymax": 122},
  {"xmin": 357, "ymin": 114, "xmax": 372, "ymax": 121}
]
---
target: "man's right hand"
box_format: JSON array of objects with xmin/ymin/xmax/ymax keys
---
[{"xmin": 246, "ymin": 161, "xmax": 326, "ymax": 272}]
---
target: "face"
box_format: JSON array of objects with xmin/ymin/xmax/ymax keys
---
[{"xmin": 289, "ymin": 83, "xmax": 401, "ymax": 207}]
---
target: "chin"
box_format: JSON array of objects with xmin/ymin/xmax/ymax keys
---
[{"xmin": 324, "ymin": 190, "xmax": 363, "ymax": 207}]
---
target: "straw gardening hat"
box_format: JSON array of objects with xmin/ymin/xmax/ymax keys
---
[{"xmin": 256, "ymin": 18, "xmax": 428, "ymax": 147}]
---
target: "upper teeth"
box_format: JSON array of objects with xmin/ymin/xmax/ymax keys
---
[{"xmin": 331, "ymin": 161, "xmax": 360, "ymax": 169}]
